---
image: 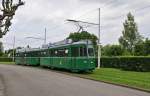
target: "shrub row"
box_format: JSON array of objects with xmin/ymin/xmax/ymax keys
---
[
  {"xmin": 96, "ymin": 56, "xmax": 150, "ymax": 72},
  {"xmin": 0, "ymin": 57, "xmax": 13, "ymax": 62}
]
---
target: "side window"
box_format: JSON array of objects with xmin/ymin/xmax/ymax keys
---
[
  {"xmin": 57, "ymin": 48, "xmax": 68, "ymax": 57},
  {"xmin": 48, "ymin": 49, "xmax": 69, "ymax": 57},
  {"xmin": 55, "ymin": 50, "xmax": 58, "ymax": 56},
  {"xmin": 44, "ymin": 52, "xmax": 46, "ymax": 55},
  {"xmin": 80, "ymin": 47, "xmax": 87, "ymax": 57},
  {"xmin": 50, "ymin": 50, "xmax": 55, "ymax": 57},
  {"xmin": 47, "ymin": 50, "xmax": 49, "ymax": 56},
  {"xmin": 40, "ymin": 50, "xmax": 48, "ymax": 57},
  {"xmin": 71, "ymin": 47, "xmax": 79, "ymax": 57},
  {"xmin": 40, "ymin": 52, "xmax": 42, "ymax": 56},
  {"xmin": 65, "ymin": 49, "xmax": 69, "ymax": 56},
  {"xmin": 20, "ymin": 53, "xmax": 23, "ymax": 57}
]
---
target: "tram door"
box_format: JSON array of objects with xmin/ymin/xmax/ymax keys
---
[{"xmin": 71, "ymin": 47, "xmax": 79, "ymax": 69}]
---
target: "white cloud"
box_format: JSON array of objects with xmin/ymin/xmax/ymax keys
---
[{"xmin": 0, "ymin": 0, "xmax": 150, "ymax": 50}]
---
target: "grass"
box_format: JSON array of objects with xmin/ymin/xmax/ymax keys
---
[
  {"xmin": 0, "ymin": 62, "xmax": 15, "ymax": 64},
  {"xmin": 75, "ymin": 68, "xmax": 150, "ymax": 92}
]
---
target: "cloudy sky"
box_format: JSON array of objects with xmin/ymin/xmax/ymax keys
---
[{"xmin": 1, "ymin": 0, "xmax": 150, "ymax": 50}]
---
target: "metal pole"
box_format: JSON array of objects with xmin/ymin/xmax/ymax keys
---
[
  {"xmin": 98, "ymin": 8, "xmax": 101, "ymax": 69},
  {"xmin": 13, "ymin": 36, "xmax": 15, "ymax": 62},
  {"xmin": 44, "ymin": 28, "xmax": 47, "ymax": 44}
]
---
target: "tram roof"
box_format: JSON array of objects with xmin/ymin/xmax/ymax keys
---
[
  {"xmin": 44, "ymin": 40, "xmax": 92, "ymax": 49},
  {"xmin": 16, "ymin": 40, "xmax": 93, "ymax": 53},
  {"xmin": 16, "ymin": 48, "xmax": 40, "ymax": 53}
]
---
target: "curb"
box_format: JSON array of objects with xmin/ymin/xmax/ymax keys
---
[{"xmin": 70, "ymin": 74, "xmax": 150, "ymax": 93}]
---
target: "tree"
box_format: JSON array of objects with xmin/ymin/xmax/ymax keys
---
[
  {"xmin": 119, "ymin": 12, "xmax": 142, "ymax": 55},
  {"xmin": 102, "ymin": 45, "xmax": 124, "ymax": 56},
  {"xmin": 0, "ymin": 0, "xmax": 24, "ymax": 38},
  {"xmin": 144, "ymin": 38, "xmax": 150, "ymax": 56},
  {"xmin": 0, "ymin": 42, "xmax": 4, "ymax": 56},
  {"xmin": 67, "ymin": 31, "xmax": 98, "ymax": 46},
  {"xmin": 134, "ymin": 43, "xmax": 145, "ymax": 56},
  {"xmin": 134, "ymin": 38, "xmax": 150, "ymax": 56}
]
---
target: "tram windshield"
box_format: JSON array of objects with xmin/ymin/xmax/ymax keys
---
[{"xmin": 87, "ymin": 45, "xmax": 95, "ymax": 57}]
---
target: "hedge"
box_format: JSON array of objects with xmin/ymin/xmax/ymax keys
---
[
  {"xmin": 0, "ymin": 57, "xmax": 13, "ymax": 62},
  {"xmin": 0, "ymin": 56, "xmax": 149, "ymax": 72},
  {"xmin": 96, "ymin": 56, "xmax": 150, "ymax": 72}
]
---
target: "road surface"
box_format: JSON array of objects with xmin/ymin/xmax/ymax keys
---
[{"xmin": 0, "ymin": 64, "xmax": 149, "ymax": 96}]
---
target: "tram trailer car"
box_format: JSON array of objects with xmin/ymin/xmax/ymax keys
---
[
  {"xmin": 15, "ymin": 40, "xmax": 96, "ymax": 72},
  {"xmin": 15, "ymin": 48, "xmax": 40, "ymax": 66}
]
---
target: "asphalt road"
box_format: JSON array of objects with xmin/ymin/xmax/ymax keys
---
[{"xmin": 0, "ymin": 64, "xmax": 149, "ymax": 96}]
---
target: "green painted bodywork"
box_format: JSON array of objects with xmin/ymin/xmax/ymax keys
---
[
  {"xmin": 15, "ymin": 43, "xmax": 96, "ymax": 72},
  {"xmin": 40, "ymin": 57, "xmax": 95, "ymax": 71},
  {"xmin": 15, "ymin": 51, "xmax": 40, "ymax": 66},
  {"xmin": 15, "ymin": 57, "xmax": 40, "ymax": 66},
  {"xmin": 40, "ymin": 44, "xmax": 96, "ymax": 71}
]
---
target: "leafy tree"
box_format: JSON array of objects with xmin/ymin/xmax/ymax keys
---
[
  {"xmin": 134, "ymin": 43, "xmax": 145, "ymax": 56},
  {"xmin": 67, "ymin": 31, "xmax": 98, "ymax": 46},
  {"xmin": 119, "ymin": 12, "xmax": 142, "ymax": 55},
  {"xmin": 0, "ymin": 42, "xmax": 4, "ymax": 56},
  {"xmin": 0, "ymin": 0, "xmax": 24, "ymax": 38},
  {"xmin": 102, "ymin": 45, "xmax": 124, "ymax": 56},
  {"xmin": 145, "ymin": 38, "xmax": 150, "ymax": 55},
  {"xmin": 5, "ymin": 48, "xmax": 14, "ymax": 57},
  {"xmin": 122, "ymin": 49, "xmax": 132, "ymax": 56},
  {"xmin": 134, "ymin": 38, "xmax": 150, "ymax": 56}
]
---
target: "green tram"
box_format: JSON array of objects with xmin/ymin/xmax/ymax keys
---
[
  {"xmin": 15, "ymin": 48, "xmax": 41, "ymax": 66},
  {"xmin": 15, "ymin": 40, "xmax": 96, "ymax": 72}
]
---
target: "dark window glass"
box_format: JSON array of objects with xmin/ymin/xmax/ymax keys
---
[
  {"xmin": 88, "ymin": 48, "xmax": 94, "ymax": 56},
  {"xmin": 50, "ymin": 50, "xmax": 55, "ymax": 57},
  {"xmin": 55, "ymin": 49, "xmax": 68, "ymax": 57},
  {"xmin": 71, "ymin": 47, "xmax": 79, "ymax": 57},
  {"xmin": 80, "ymin": 47, "xmax": 87, "ymax": 57}
]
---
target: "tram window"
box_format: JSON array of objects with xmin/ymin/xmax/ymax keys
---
[
  {"xmin": 33, "ymin": 52, "xmax": 38, "ymax": 57},
  {"xmin": 41, "ymin": 51, "xmax": 47, "ymax": 57},
  {"xmin": 44, "ymin": 52, "xmax": 46, "ymax": 55},
  {"xmin": 71, "ymin": 47, "xmax": 79, "ymax": 57},
  {"xmin": 55, "ymin": 50, "xmax": 58, "ymax": 56},
  {"xmin": 40, "ymin": 52, "xmax": 43, "ymax": 56},
  {"xmin": 47, "ymin": 51, "xmax": 49, "ymax": 56},
  {"xmin": 88, "ymin": 48, "xmax": 94, "ymax": 56},
  {"xmin": 49, "ymin": 50, "xmax": 52, "ymax": 57},
  {"xmin": 50, "ymin": 50, "xmax": 55, "ymax": 57},
  {"xmin": 56, "ymin": 49, "xmax": 67, "ymax": 57},
  {"xmin": 65, "ymin": 49, "xmax": 69, "ymax": 54},
  {"xmin": 80, "ymin": 47, "xmax": 87, "ymax": 56}
]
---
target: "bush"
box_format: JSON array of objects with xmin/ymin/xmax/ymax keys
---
[
  {"xmin": 97, "ymin": 56, "xmax": 150, "ymax": 72},
  {"xmin": 0, "ymin": 57, "xmax": 13, "ymax": 62}
]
